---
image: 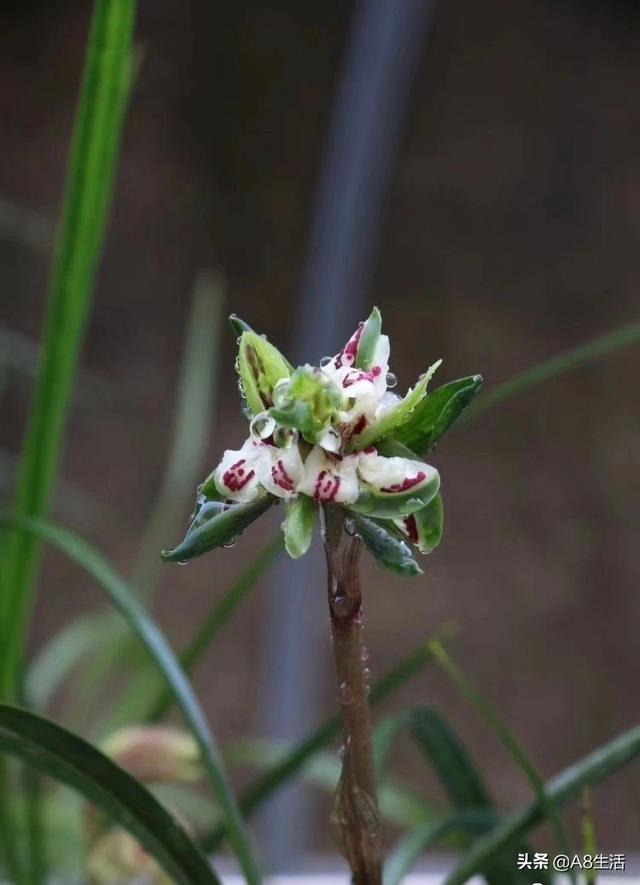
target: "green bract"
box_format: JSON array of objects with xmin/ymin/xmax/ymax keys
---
[
  {"xmin": 236, "ymin": 331, "xmax": 292, "ymax": 416},
  {"xmin": 162, "ymin": 309, "xmax": 480, "ymax": 577}
]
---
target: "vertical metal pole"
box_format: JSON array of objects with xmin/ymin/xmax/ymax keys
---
[{"xmin": 257, "ymin": 0, "xmax": 437, "ymax": 869}]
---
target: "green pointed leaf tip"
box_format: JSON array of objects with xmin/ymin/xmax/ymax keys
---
[
  {"xmin": 236, "ymin": 330, "xmax": 292, "ymax": 416},
  {"xmin": 269, "ymin": 365, "xmax": 342, "ymax": 441},
  {"xmin": 283, "ymin": 495, "xmax": 318, "ymax": 559},
  {"xmin": 228, "ymin": 314, "xmax": 255, "ymax": 336},
  {"xmin": 347, "ymin": 513, "xmax": 422, "ymax": 576},
  {"xmin": 161, "ymin": 497, "xmax": 273, "ymax": 562},
  {"xmin": 389, "ymin": 375, "xmax": 483, "ymax": 455},
  {"xmin": 354, "ymin": 307, "xmax": 382, "ymax": 370},
  {"xmin": 352, "ymin": 359, "xmax": 442, "ymax": 450}
]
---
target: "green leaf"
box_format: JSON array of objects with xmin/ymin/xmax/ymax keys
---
[
  {"xmin": 388, "ymin": 375, "xmax": 483, "ymax": 456},
  {"xmin": 431, "ymin": 640, "xmax": 575, "ymax": 875},
  {"xmin": 282, "ymin": 495, "xmax": 318, "ymax": 559},
  {"xmin": 375, "ymin": 708, "xmax": 490, "ymax": 808},
  {"xmin": 146, "ymin": 537, "xmax": 282, "ymax": 723},
  {"xmin": 445, "ymin": 724, "xmax": 640, "ymax": 885},
  {"xmin": 394, "ymin": 493, "xmax": 443, "ymax": 554},
  {"xmin": 202, "ymin": 633, "xmax": 448, "ymax": 851},
  {"xmin": 0, "ymin": 0, "xmax": 137, "ymax": 702},
  {"xmin": 352, "ymin": 359, "xmax": 442, "ymax": 450},
  {"xmin": 236, "ymin": 330, "xmax": 292, "ymax": 415},
  {"xmin": 161, "ymin": 497, "xmax": 273, "ymax": 563},
  {"xmin": 385, "ymin": 811, "xmax": 498, "ymax": 885},
  {"xmin": 0, "ymin": 705, "xmax": 220, "ymax": 885},
  {"xmin": 228, "ymin": 314, "xmax": 255, "ymax": 337},
  {"xmin": 348, "ymin": 469, "xmax": 440, "ymax": 519},
  {"xmin": 0, "ymin": 515, "xmax": 261, "ymax": 884},
  {"xmin": 354, "ymin": 306, "xmax": 382, "ymax": 370},
  {"xmin": 346, "ymin": 513, "xmax": 422, "ymax": 576}
]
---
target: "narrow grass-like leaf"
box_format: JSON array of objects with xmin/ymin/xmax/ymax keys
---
[
  {"xmin": 147, "ymin": 537, "xmax": 282, "ymax": 723},
  {"xmin": 375, "ymin": 708, "xmax": 490, "ymax": 809},
  {"xmin": 0, "ymin": 706, "xmax": 219, "ymax": 884},
  {"xmin": 0, "ymin": 516, "xmax": 261, "ymax": 884},
  {"xmin": 467, "ymin": 320, "xmax": 640, "ymax": 419},
  {"xmin": 133, "ymin": 271, "xmax": 224, "ymax": 594},
  {"xmin": 446, "ymin": 725, "xmax": 640, "ymax": 885},
  {"xmin": 431, "ymin": 641, "xmax": 574, "ymax": 870},
  {"xmin": 384, "ymin": 810, "xmax": 497, "ymax": 885},
  {"xmin": 227, "ymin": 737, "xmax": 440, "ymax": 831},
  {"xmin": 26, "ymin": 612, "xmax": 120, "ymax": 710},
  {"xmin": 202, "ymin": 632, "xmax": 449, "ymax": 851},
  {"xmin": 0, "ymin": 0, "xmax": 137, "ymax": 701}
]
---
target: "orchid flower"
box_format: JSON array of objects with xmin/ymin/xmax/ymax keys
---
[{"xmin": 162, "ymin": 308, "xmax": 482, "ymax": 575}]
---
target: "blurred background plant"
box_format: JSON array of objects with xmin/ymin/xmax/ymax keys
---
[{"xmin": 0, "ymin": 0, "xmax": 639, "ymax": 882}]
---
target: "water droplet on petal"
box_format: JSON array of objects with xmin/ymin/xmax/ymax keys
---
[
  {"xmin": 272, "ymin": 378, "xmax": 292, "ymax": 408},
  {"xmin": 320, "ymin": 356, "xmax": 333, "ymax": 368},
  {"xmin": 386, "ymin": 371, "xmax": 398, "ymax": 389},
  {"xmin": 274, "ymin": 426, "xmax": 299, "ymax": 448},
  {"xmin": 250, "ymin": 411, "xmax": 276, "ymax": 440}
]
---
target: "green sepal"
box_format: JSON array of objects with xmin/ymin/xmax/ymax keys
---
[
  {"xmin": 395, "ymin": 492, "xmax": 443, "ymax": 553},
  {"xmin": 161, "ymin": 497, "xmax": 273, "ymax": 562},
  {"xmin": 282, "ymin": 494, "xmax": 318, "ymax": 559},
  {"xmin": 346, "ymin": 512, "xmax": 422, "ymax": 576},
  {"xmin": 354, "ymin": 306, "xmax": 382, "ymax": 370},
  {"xmin": 387, "ymin": 375, "xmax": 483, "ymax": 455},
  {"xmin": 350, "ymin": 359, "xmax": 442, "ymax": 450},
  {"xmin": 347, "ymin": 468, "xmax": 440, "ymax": 520},
  {"xmin": 228, "ymin": 314, "xmax": 255, "ymax": 336},
  {"xmin": 269, "ymin": 365, "xmax": 341, "ymax": 443},
  {"xmin": 236, "ymin": 331, "xmax": 293, "ymax": 416}
]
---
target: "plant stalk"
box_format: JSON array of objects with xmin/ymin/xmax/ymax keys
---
[{"xmin": 322, "ymin": 505, "xmax": 382, "ymax": 884}]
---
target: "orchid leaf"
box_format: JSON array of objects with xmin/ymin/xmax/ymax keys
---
[
  {"xmin": 282, "ymin": 495, "xmax": 318, "ymax": 559},
  {"xmin": 354, "ymin": 307, "xmax": 382, "ymax": 370},
  {"xmin": 346, "ymin": 513, "xmax": 422, "ymax": 576},
  {"xmin": 236, "ymin": 331, "xmax": 292, "ymax": 415},
  {"xmin": 161, "ymin": 497, "xmax": 273, "ymax": 563},
  {"xmin": 351, "ymin": 359, "xmax": 442, "ymax": 450},
  {"xmin": 389, "ymin": 375, "xmax": 483, "ymax": 455}
]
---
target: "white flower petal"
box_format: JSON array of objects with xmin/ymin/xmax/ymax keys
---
[
  {"xmin": 299, "ymin": 446, "xmax": 360, "ymax": 504},
  {"xmin": 214, "ymin": 437, "xmax": 266, "ymax": 503},
  {"xmin": 261, "ymin": 444, "xmax": 304, "ymax": 499},
  {"xmin": 357, "ymin": 449, "xmax": 437, "ymax": 495}
]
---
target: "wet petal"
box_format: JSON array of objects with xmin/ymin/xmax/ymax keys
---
[
  {"xmin": 347, "ymin": 448, "xmax": 440, "ymax": 518},
  {"xmin": 298, "ymin": 446, "xmax": 360, "ymax": 504},
  {"xmin": 213, "ymin": 437, "xmax": 266, "ymax": 502},
  {"xmin": 261, "ymin": 443, "xmax": 305, "ymax": 499}
]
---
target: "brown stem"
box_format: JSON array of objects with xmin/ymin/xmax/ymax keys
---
[{"xmin": 322, "ymin": 505, "xmax": 382, "ymax": 884}]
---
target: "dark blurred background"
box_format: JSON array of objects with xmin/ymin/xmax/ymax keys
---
[{"xmin": 1, "ymin": 0, "xmax": 639, "ymax": 863}]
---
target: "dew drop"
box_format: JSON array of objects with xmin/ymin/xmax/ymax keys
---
[
  {"xmin": 250, "ymin": 411, "xmax": 276, "ymax": 440},
  {"xmin": 338, "ymin": 744, "xmax": 346, "ymax": 761},
  {"xmin": 363, "ymin": 667, "xmax": 371, "ymax": 681},
  {"xmin": 177, "ymin": 560, "xmax": 189, "ymax": 566},
  {"xmin": 332, "ymin": 594, "xmax": 350, "ymax": 617},
  {"xmin": 236, "ymin": 336, "xmax": 242, "ymax": 345},
  {"xmin": 272, "ymin": 378, "xmax": 292, "ymax": 408},
  {"xmin": 361, "ymin": 646, "xmax": 369, "ymax": 663},
  {"xmin": 274, "ymin": 426, "xmax": 299, "ymax": 448},
  {"xmin": 344, "ymin": 519, "xmax": 357, "ymax": 537},
  {"xmin": 338, "ymin": 682, "xmax": 354, "ymax": 705},
  {"xmin": 223, "ymin": 536, "xmax": 239, "ymax": 549},
  {"xmin": 386, "ymin": 371, "xmax": 398, "ymax": 389},
  {"xmin": 319, "ymin": 355, "xmax": 333, "ymax": 368}
]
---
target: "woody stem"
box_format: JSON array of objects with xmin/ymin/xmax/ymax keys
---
[{"xmin": 322, "ymin": 505, "xmax": 382, "ymax": 884}]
